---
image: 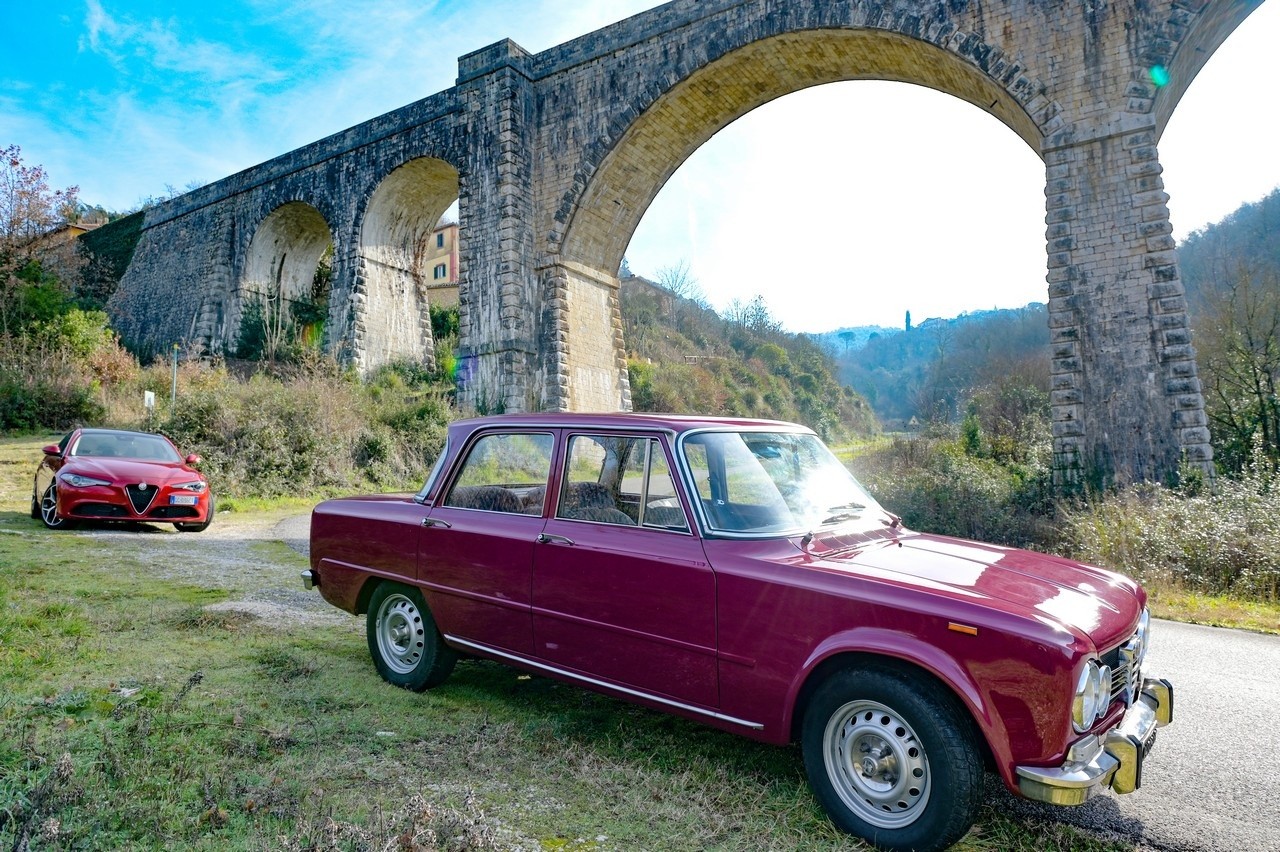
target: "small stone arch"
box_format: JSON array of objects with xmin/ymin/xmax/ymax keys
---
[
  {"xmin": 354, "ymin": 157, "xmax": 460, "ymax": 371},
  {"xmin": 236, "ymin": 201, "xmax": 334, "ymax": 358}
]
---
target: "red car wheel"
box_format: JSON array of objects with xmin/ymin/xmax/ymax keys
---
[{"xmin": 39, "ymin": 484, "xmax": 75, "ymax": 530}]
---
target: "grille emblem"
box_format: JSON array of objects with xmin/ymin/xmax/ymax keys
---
[{"xmin": 138, "ymin": 482, "xmax": 148, "ymax": 490}]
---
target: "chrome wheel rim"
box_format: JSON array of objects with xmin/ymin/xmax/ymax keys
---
[
  {"xmin": 41, "ymin": 487, "xmax": 63, "ymax": 527},
  {"xmin": 375, "ymin": 593, "xmax": 425, "ymax": 675},
  {"xmin": 823, "ymin": 699, "xmax": 931, "ymax": 828}
]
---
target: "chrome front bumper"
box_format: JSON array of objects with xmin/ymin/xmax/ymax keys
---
[{"xmin": 1016, "ymin": 677, "xmax": 1173, "ymax": 806}]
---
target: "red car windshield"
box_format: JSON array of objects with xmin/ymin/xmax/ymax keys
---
[{"xmin": 72, "ymin": 433, "xmax": 182, "ymax": 463}]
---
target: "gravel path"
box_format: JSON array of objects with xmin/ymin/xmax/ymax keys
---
[{"xmin": 69, "ymin": 511, "xmax": 348, "ymax": 628}]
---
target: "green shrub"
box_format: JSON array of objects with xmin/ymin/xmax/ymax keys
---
[
  {"xmin": 0, "ymin": 335, "xmax": 107, "ymax": 432},
  {"xmin": 851, "ymin": 432, "xmax": 1056, "ymax": 548},
  {"xmin": 1062, "ymin": 445, "xmax": 1280, "ymax": 600}
]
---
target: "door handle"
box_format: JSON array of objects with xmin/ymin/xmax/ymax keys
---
[
  {"xmin": 422, "ymin": 517, "xmax": 452, "ymax": 529},
  {"xmin": 537, "ymin": 533, "xmax": 575, "ymax": 546}
]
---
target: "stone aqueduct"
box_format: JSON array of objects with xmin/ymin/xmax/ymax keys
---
[{"xmin": 107, "ymin": 0, "xmax": 1266, "ymax": 485}]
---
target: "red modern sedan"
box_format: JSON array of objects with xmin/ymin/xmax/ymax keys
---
[{"xmin": 32, "ymin": 428, "xmax": 214, "ymax": 532}]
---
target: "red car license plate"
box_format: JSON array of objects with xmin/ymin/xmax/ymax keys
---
[{"xmin": 169, "ymin": 495, "xmax": 198, "ymax": 506}]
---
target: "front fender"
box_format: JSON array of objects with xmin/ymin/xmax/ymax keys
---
[{"xmin": 782, "ymin": 626, "xmax": 1019, "ymax": 778}]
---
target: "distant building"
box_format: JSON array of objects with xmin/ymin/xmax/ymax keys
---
[
  {"xmin": 26, "ymin": 221, "xmax": 102, "ymax": 254},
  {"xmin": 423, "ymin": 220, "xmax": 459, "ymax": 308}
]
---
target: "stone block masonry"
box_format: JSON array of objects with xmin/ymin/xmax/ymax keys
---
[{"xmin": 106, "ymin": 0, "xmax": 1265, "ymax": 485}]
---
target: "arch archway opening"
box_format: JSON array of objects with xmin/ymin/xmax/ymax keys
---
[
  {"xmin": 558, "ymin": 28, "xmax": 1042, "ymax": 278},
  {"xmin": 359, "ymin": 157, "xmax": 460, "ymax": 371},
  {"xmin": 546, "ymin": 27, "xmax": 1045, "ymax": 413},
  {"xmin": 238, "ymin": 201, "xmax": 333, "ymax": 361}
]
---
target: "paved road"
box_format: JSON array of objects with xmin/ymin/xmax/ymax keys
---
[{"xmin": 997, "ymin": 619, "xmax": 1280, "ymax": 851}]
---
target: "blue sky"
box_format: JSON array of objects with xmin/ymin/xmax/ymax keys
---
[{"xmin": 4, "ymin": 1, "xmax": 1279, "ymax": 331}]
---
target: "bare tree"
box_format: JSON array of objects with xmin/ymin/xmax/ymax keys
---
[
  {"xmin": 1197, "ymin": 267, "xmax": 1280, "ymax": 470},
  {"xmin": 1, "ymin": 145, "xmax": 82, "ymax": 334},
  {"xmin": 656, "ymin": 260, "xmax": 707, "ymax": 333}
]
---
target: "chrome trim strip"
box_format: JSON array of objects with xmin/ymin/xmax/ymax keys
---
[{"xmin": 445, "ymin": 635, "xmax": 763, "ymax": 730}]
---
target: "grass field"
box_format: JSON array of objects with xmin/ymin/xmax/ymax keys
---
[{"xmin": 0, "ymin": 435, "xmax": 1136, "ymax": 850}]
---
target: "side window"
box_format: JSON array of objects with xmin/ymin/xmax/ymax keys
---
[
  {"xmin": 559, "ymin": 435, "xmax": 637, "ymax": 525},
  {"xmin": 558, "ymin": 435, "xmax": 688, "ymax": 531},
  {"xmin": 444, "ymin": 432, "xmax": 553, "ymax": 515},
  {"xmin": 640, "ymin": 440, "xmax": 689, "ymax": 531}
]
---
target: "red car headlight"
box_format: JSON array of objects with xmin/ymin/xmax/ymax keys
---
[
  {"xmin": 60, "ymin": 472, "xmax": 111, "ymax": 488},
  {"xmin": 172, "ymin": 480, "xmax": 208, "ymax": 493}
]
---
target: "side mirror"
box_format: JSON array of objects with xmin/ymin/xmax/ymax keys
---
[
  {"xmin": 42, "ymin": 444, "xmax": 61, "ymax": 456},
  {"xmin": 185, "ymin": 453, "xmax": 203, "ymax": 466}
]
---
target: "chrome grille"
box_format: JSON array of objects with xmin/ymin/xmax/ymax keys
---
[
  {"xmin": 1101, "ymin": 632, "xmax": 1142, "ymax": 707},
  {"xmin": 126, "ymin": 484, "xmax": 157, "ymax": 514},
  {"xmin": 1109, "ymin": 656, "xmax": 1132, "ymax": 704}
]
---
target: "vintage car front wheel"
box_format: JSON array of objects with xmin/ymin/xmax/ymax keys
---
[
  {"xmin": 802, "ymin": 667, "xmax": 983, "ymax": 852},
  {"xmin": 366, "ymin": 583, "xmax": 457, "ymax": 691}
]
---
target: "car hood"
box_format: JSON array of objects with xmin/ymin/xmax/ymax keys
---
[
  {"xmin": 809, "ymin": 530, "xmax": 1143, "ymax": 648},
  {"xmin": 66, "ymin": 457, "xmax": 200, "ymax": 484}
]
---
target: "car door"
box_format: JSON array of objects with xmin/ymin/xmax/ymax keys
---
[
  {"xmin": 532, "ymin": 433, "xmax": 718, "ymax": 708},
  {"xmin": 417, "ymin": 430, "xmax": 554, "ymax": 656}
]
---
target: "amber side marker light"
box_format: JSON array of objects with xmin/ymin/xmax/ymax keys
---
[{"xmin": 948, "ymin": 622, "xmax": 979, "ymax": 636}]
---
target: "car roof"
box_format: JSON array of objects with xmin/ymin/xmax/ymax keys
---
[
  {"xmin": 75, "ymin": 428, "xmax": 173, "ymax": 440},
  {"xmin": 449, "ymin": 412, "xmax": 813, "ymax": 436}
]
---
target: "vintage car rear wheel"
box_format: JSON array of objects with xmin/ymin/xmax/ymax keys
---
[
  {"xmin": 39, "ymin": 484, "xmax": 74, "ymax": 530},
  {"xmin": 801, "ymin": 667, "xmax": 983, "ymax": 852},
  {"xmin": 366, "ymin": 583, "xmax": 457, "ymax": 691}
]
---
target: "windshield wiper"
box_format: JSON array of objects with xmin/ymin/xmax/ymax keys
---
[
  {"xmin": 819, "ymin": 502, "xmax": 866, "ymax": 525},
  {"xmin": 800, "ymin": 503, "xmax": 867, "ymax": 550}
]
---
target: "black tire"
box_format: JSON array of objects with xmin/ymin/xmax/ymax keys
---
[
  {"xmin": 175, "ymin": 493, "xmax": 214, "ymax": 532},
  {"xmin": 366, "ymin": 583, "xmax": 457, "ymax": 691},
  {"xmin": 39, "ymin": 484, "xmax": 74, "ymax": 530},
  {"xmin": 801, "ymin": 667, "xmax": 983, "ymax": 852}
]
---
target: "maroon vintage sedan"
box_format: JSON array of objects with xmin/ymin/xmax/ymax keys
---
[
  {"xmin": 32, "ymin": 428, "xmax": 214, "ymax": 532},
  {"xmin": 305, "ymin": 413, "xmax": 1172, "ymax": 851}
]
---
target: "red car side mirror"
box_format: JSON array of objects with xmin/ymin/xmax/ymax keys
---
[
  {"xmin": 42, "ymin": 444, "xmax": 61, "ymax": 456},
  {"xmin": 186, "ymin": 453, "xmax": 203, "ymax": 465}
]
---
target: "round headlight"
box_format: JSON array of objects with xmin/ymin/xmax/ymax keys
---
[
  {"xmin": 1072, "ymin": 660, "xmax": 1104, "ymax": 732},
  {"xmin": 1135, "ymin": 608, "xmax": 1151, "ymax": 666},
  {"xmin": 1096, "ymin": 665, "xmax": 1113, "ymax": 722}
]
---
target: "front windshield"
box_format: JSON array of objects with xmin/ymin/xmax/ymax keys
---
[
  {"xmin": 72, "ymin": 432, "xmax": 181, "ymax": 463},
  {"xmin": 679, "ymin": 430, "xmax": 882, "ymax": 535}
]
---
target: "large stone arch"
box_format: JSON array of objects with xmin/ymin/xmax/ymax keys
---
[
  {"xmin": 541, "ymin": 25, "xmax": 1052, "ymax": 417},
  {"xmin": 354, "ymin": 157, "xmax": 459, "ymax": 372},
  {"xmin": 557, "ymin": 30, "xmax": 1045, "ymax": 276},
  {"xmin": 235, "ymin": 201, "xmax": 334, "ymax": 357}
]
